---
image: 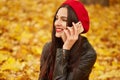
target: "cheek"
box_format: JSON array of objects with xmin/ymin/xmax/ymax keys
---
[
  {"xmin": 62, "ymin": 22, "xmax": 67, "ymax": 28},
  {"xmin": 54, "ymin": 21, "xmax": 56, "ymax": 26}
]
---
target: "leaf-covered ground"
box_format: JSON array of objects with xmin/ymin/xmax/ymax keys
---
[{"xmin": 0, "ymin": 0, "xmax": 120, "ymax": 80}]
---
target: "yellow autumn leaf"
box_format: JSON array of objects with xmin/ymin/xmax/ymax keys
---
[
  {"xmin": 31, "ymin": 45, "xmax": 42, "ymax": 55},
  {"xmin": 20, "ymin": 31, "xmax": 33, "ymax": 44},
  {"xmin": 0, "ymin": 54, "xmax": 8, "ymax": 63},
  {"xmin": 94, "ymin": 62, "xmax": 105, "ymax": 71},
  {"xmin": 1, "ymin": 57, "xmax": 25, "ymax": 72}
]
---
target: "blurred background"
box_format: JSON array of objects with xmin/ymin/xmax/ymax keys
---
[{"xmin": 0, "ymin": 0, "xmax": 120, "ymax": 80}]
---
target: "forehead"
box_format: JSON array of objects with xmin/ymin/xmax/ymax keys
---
[{"xmin": 56, "ymin": 7, "xmax": 67, "ymax": 17}]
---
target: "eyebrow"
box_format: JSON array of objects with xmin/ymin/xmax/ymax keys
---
[{"xmin": 56, "ymin": 15, "xmax": 67, "ymax": 19}]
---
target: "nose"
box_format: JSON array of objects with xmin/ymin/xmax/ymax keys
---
[{"xmin": 55, "ymin": 19, "xmax": 61, "ymax": 26}]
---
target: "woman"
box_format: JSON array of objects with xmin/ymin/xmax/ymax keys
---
[{"xmin": 38, "ymin": 0, "xmax": 97, "ymax": 80}]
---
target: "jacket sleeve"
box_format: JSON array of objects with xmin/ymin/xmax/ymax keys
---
[
  {"xmin": 38, "ymin": 42, "xmax": 51, "ymax": 80},
  {"xmin": 68, "ymin": 47, "xmax": 97, "ymax": 80},
  {"xmin": 53, "ymin": 46, "xmax": 97, "ymax": 80},
  {"xmin": 53, "ymin": 48, "xmax": 70, "ymax": 80}
]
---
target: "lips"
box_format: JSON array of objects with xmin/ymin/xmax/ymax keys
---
[{"xmin": 56, "ymin": 28, "xmax": 63, "ymax": 32}]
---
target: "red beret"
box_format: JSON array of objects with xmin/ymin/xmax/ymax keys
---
[{"xmin": 62, "ymin": 0, "xmax": 90, "ymax": 33}]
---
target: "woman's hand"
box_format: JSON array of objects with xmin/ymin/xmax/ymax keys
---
[{"xmin": 62, "ymin": 22, "xmax": 84, "ymax": 50}]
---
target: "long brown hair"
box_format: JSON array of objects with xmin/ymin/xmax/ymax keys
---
[{"xmin": 40, "ymin": 5, "xmax": 83, "ymax": 80}]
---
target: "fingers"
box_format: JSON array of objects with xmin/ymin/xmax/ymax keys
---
[
  {"xmin": 63, "ymin": 22, "xmax": 84, "ymax": 50},
  {"xmin": 64, "ymin": 21, "xmax": 84, "ymax": 40},
  {"xmin": 64, "ymin": 28, "xmax": 69, "ymax": 38},
  {"xmin": 67, "ymin": 27, "xmax": 74, "ymax": 35},
  {"xmin": 79, "ymin": 23, "xmax": 84, "ymax": 33},
  {"xmin": 73, "ymin": 22, "xmax": 84, "ymax": 34},
  {"xmin": 72, "ymin": 22, "xmax": 77, "ymax": 35}
]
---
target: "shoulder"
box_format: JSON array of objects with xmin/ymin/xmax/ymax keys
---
[
  {"xmin": 43, "ymin": 41, "xmax": 52, "ymax": 50},
  {"xmin": 41, "ymin": 41, "xmax": 52, "ymax": 59},
  {"xmin": 81, "ymin": 36, "xmax": 97, "ymax": 58},
  {"xmin": 81, "ymin": 36, "xmax": 89, "ymax": 45},
  {"xmin": 81, "ymin": 36, "xmax": 94, "ymax": 50}
]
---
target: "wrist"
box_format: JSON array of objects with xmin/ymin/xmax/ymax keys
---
[
  {"xmin": 63, "ymin": 45, "xmax": 71, "ymax": 50},
  {"xmin": 63, "ymin": 49, "xmax": 70, "ymax": 60}
]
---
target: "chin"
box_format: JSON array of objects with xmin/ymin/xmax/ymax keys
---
[{"xmin": 55, "ymin": 34, "xmax": 61, "ymax": 38}]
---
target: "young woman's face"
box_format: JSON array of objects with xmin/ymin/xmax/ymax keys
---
[{"xmin": 54, "ymin": 7, "xmax": 67, "ymax": 38}]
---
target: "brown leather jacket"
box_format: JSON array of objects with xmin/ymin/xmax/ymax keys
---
[{"xmin": 39, "ymin": 36, "xmax": 97, "ymax": 80}]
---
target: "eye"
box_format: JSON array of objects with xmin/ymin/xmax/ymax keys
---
[
  {"xmin": 63, "ymin": 19, "xmax": 67, "ymax": 22},
  {"xmin": 62, "ymin": 18, "xmax": 67, "ymax": 22}
]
